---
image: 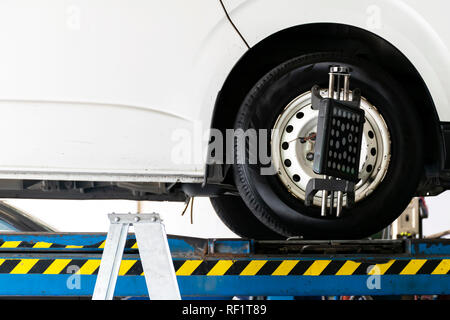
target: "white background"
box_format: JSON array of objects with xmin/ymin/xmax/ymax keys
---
[{"xmin": 4, "ymin": 192, "xmax": 450, "ymax": 238}]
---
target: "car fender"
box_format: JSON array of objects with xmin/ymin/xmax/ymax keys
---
[{"xmin": 223, "ymin": 0, "xmax": 450, "ymax": 120}]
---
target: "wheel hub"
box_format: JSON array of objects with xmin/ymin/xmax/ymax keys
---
[{"xmin": 271, "ymin": 89, "xmax": 391, "ymax": 207}]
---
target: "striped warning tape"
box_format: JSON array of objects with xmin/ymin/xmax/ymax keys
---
[
  {"xmin": 0, "ymin": 258, "xmax": 448, "ymax": 276},
  {"xmin": 0, "ymin": 239, "xmax": 138, "ymax": 250}
]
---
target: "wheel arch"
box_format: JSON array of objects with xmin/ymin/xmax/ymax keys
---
[{"xmin": 208, "ymin": 23, "xmax": 443, "ymax": 187}]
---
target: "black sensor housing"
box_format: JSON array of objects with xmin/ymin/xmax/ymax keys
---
[{"xmin": 311, "ymin": 86, "xmax": 365, "ymax": 182}]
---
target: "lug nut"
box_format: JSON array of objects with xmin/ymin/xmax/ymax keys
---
[{"xmin": 306, "ymin": 152, "xmax": 314, "ymax": 161}]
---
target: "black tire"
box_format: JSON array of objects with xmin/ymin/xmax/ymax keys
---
[
  {"xmin": 233, "ymin": 52, "xmax": 424, "ymax": 239},
  {"xmin": 210, "ymin": 195, "xmax": 283, "ymax": 239}
]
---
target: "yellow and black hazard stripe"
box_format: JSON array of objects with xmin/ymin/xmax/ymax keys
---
[
  {"xmin": 0, "ymin": 258, "xmax": 448, "ymax": 276},
  {"xmin": 173, "ymin": 259, "xmax": 450, "ymax": 276},
  {"xmin": 0, "ymin": 239, "xmax": 138, "ymax": 250}
]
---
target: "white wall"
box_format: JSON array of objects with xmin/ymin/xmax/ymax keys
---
[
  {"xmin": 3, "ymin": 197, "xmax": 238, "ymax": 238},
  {"xmin": 422, "ymin": 192, "xmax": 450, "ymax": 238}
]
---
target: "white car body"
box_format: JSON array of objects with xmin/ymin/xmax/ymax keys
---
[{"xmin": 0, "ymin": 0, "xmax": 448, "ymax": 183}]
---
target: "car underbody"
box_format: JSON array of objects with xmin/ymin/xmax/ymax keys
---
[
  {"xmin": 1, "ymin": 163, "xmax": 450, "ymax": 202},
  {"xmin": 0, "ymin": 179, "xmax": 240, "ymax": 201}
]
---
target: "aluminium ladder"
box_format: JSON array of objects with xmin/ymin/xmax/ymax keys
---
[{"xmin": 92, "ymin": 212, "xmax": 181, "ymax": 300}]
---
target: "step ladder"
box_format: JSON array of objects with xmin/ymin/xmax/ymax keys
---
[{"xmin": 92, "ymin": 213, "xmax": 181, "ymax": 300}]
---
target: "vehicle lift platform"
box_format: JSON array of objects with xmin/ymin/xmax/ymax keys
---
[{"xmin": 0, "ymin": 213, "xmax": 448, "ymax": 299}]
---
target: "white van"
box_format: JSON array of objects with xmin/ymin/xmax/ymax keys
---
[{"xmin": 0, "ymin": 1, "xmax": 447, "ymax": 239}]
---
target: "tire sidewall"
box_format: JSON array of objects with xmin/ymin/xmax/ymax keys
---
[{"xmin": 234, "ymin": 52, "xmax": 424, "ymax": 238}]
